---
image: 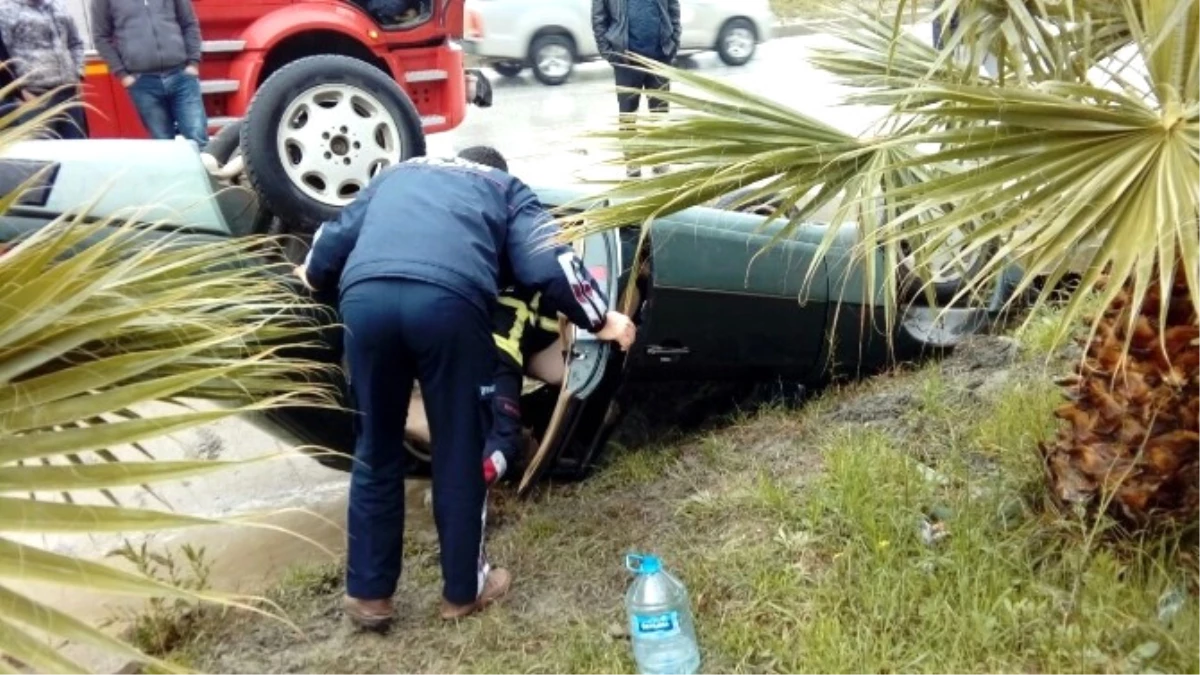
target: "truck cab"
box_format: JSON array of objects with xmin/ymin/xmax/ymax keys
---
[
  {"xmin": 67, "ymin": 0, "xmax": 488, "ymax": 234},
  {"xmin": 71, "ymin": 0, "xmax": 472, "ymax": 139}
]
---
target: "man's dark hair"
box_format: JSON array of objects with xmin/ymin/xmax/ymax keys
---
[{"xmin": 457, "ymin": 145, "xmax": 508, "ymax": 172}]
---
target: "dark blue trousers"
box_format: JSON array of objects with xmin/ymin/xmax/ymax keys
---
[{"xmin": 341, "ymin": 278, "xmax": 494, "ymax": 605}]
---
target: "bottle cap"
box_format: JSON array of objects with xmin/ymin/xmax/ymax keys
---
[{"xmin": 626, "ymin": 553, "xmax": 662, "ymax": 575}]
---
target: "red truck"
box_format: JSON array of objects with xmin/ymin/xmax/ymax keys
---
[{"xmin": 66, "ymin": 0, "xmax": 486, "ymax": 228}]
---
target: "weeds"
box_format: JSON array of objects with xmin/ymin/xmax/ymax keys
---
[{"xmin": 104, "ymin": 542, "xmax": 215, "ymax": 658}]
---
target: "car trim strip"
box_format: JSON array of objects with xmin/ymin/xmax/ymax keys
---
[
  {"xmin": 201, "ymin": 40, "xmax": 247, "ymax": 53},
  {"xmin": 405, "ymin": 69, "xmax": 449, "ymax": 83},
  {"xmin": 200, "ymin": 79, "xmax": 239, "ymax": 94}
]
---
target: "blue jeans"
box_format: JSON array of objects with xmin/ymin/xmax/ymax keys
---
[{"xmin": 127, "ymin": 67, "xmax": 208, "ymax": 148}]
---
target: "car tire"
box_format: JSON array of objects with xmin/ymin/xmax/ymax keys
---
[
  {"xmin": 716, "ymin": 18, "xmax": 758, "ymax": 66},
  {"xmin": 529, "ymin": 34, "xmax": 576, "ymax": 86},
  {"xmin": 493, "ymin": 60, "xmax": 524, "ymax": 78},
  {"xmin": 240, "ymin": 55, "xmax": 426, "ymax": 234},
  {"xmin": 898, "ymin": 233, "xmax": 995, "ymax": 306},
  {"xmin": 205, "ymin": 119, "xmax": 243, "ymax": 165}
]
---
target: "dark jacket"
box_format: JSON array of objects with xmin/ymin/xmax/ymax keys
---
[
  {"xmin": 0, "ymin": 30, "xmax": 15, "ymax": 102},
  {"xmin": 592, "ymin": 0, "xmax": 680, "ymax": 61},
  {"xmin": 303, "ymin": 156, "xmax": 611, "ymax": 333},
  {"xmin": 0, "ymin": 0, "xmax": 84, "ymax": 92},
  {"xmin": 90, "ymin": 0, "xmax": 201, "ymax": 78}
]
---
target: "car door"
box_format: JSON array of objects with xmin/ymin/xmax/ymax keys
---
[
  {"xmin": 518, "ymin": 207, "xmax": 625, "ymax": 494},
  {"xmin": 629, "ymin": 204, "xmax": 832, "ymax": 382},
  {"xmin": 679, "ymin": 0, "xmax": 717, "ymax": 50}
]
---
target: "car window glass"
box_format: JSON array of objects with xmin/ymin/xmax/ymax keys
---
[{"xmin": 348, "ymin": 0, "xmax": 433, "ymax": 29}]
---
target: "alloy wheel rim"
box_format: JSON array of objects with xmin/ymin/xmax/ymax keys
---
[
  {"xmin": 724, "ymin": 27, "xmax": 755, "ymax": 60},
  {"xmin": 537, "ymin": 44, "xmax": 573, "ymax": 79},
  {"xmin": 276, "ymin": 84, "xmax": 402, "ymax": 207}
]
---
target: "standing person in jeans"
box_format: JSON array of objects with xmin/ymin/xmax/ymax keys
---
[
  {"xmin": 91, "ymin": 0, "xmax": 208, "ymax": 148},
  {"xmin": 0, "ymin": 0, "xmax": 88, "ymax": 138},
  {"xmin": 591, "ymin": 0, "xmax": 680, "ymax": 178}
]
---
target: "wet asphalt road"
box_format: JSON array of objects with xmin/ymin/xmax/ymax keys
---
[{"xmin": 428, "ymin": 32, "xmax": 891, "ymax": 185}]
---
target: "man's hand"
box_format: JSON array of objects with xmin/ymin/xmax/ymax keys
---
[
  {"xmin": 120, "ymin": 75, "xmax": 136, "ymax": 88},
  {"xmin": 293, "ymin": 264, "xmax": 314, "ymax": 291},
  {"xmin": 594, "ymin": 311, "xmax": 636, "ymax": 351},
  {"xmin": 184, "ymin": 64, "xmax": 199, "ymax": 77},
  {"xmin": 19, "ymin": 89, "xmax": 36, "ymax": 102}
]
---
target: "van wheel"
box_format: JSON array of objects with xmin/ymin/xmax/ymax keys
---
[
  {"xmin": 241, "ymin": 55, "xmax": 426, "ymax": 233},
  {"xmin": 530, "ymin": 34, "xmax": 575, "ymax": 85},
  {"xmin": 716, "ymin": 18, "xmax": 757, "ymax": 66}
]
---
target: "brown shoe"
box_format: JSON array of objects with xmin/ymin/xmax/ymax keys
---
[
  {"xmin": 439, "ymin": 568, "xmax": 512, "ymax": 620},
  {"xmin": 344, "ymin": 596, "xmax": 395, "ymax": 632}
]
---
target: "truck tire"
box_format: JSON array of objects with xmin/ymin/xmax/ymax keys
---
[
  {"xmin": 241, "ymin": 55, "xmax": 426, "ymax": 233},
  {"xmin": 205, "ymin": 119, "xmax": 243, "ymax": 164}
]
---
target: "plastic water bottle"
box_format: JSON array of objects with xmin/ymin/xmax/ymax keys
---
[{"xmin": 624, "ymin": 553, "xmax": 701, "ymax": 675}]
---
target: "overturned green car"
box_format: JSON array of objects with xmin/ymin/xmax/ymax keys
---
[{"xmin": 0, "ymin": 137, "xmax": 1016, "ymax": 494}]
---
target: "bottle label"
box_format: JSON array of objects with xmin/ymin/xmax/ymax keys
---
[{"xmin": 631, "ymin": 611, "xmax": 681, "ymax": 639}]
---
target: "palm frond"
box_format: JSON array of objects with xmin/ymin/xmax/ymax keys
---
[
  {"xmin": 0, "ymin": 204, "xmax": 338, "ymax": 670},
  {"xmin": 565, "ymin": 0, "xmax": 1196, "ymax": 362}
]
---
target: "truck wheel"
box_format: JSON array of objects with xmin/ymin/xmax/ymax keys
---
[
  {"xmin": 241, "ymin": 55, "xmax": 426, "ymax": 232},
  {"xmin": 530, "ymin": 34, "xmax": 575, "ymax": 85},
  {"xmin": 716, "ymin": 18, "xmax": 758, "ymax": 66}
]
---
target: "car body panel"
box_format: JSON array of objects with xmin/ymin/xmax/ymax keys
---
[
  {"xmin": 464, "ymin": 0, "xmax": 773, "ymax": 62},
  {"xmin": 630, "ymin": 206, "xmax": 831, "ymax": 380},
  {"xmin": 0, "ymin": 140, "xmax": 232, "ymax": 236}
]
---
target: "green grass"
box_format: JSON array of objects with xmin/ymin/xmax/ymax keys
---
[{"xmin": 177, "ymin": 325, "xmax": 1199, "ymax": 674}]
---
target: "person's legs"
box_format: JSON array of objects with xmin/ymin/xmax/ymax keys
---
[
  {"xmin": 484, "ymin": 292, "xmax": 529, "ymax": 484},
  {"xmin": 127, "ymin": 74, "xmax": 176, "ymax": 140},
  {"xmin": 166, "ymin": 69, "xmax": 209, "ymax": 149},
  {"xmin": 483, "ymin": 351, "xmax": 524, "ymax": 485},
  {"xmin": 45, "ymin": 85, "xmax": 88, "ymax": 139},
  {"xmin": 341, "ymin": 280, "xmax": 417, "ymax": 611},
  {"xmin": 645, "ymin": 63, "xmax": 671, "ymax": 175},
  {"xmin": 613, "ymin": 59, "xmax": 646, "ymax": 177},
  {"xmin": 401, "ymin": 283, "xmax": 503, "ymax": 609}
]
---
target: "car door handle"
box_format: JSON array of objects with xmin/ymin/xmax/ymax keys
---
[{"xmin": 646, "ymin": 345, "xmax": 690, "ymax": 357}]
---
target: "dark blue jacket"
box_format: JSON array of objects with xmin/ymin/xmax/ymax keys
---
[{"xmin": 302, "ymin": 156, "xmax": 611, "ymax": 333}]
